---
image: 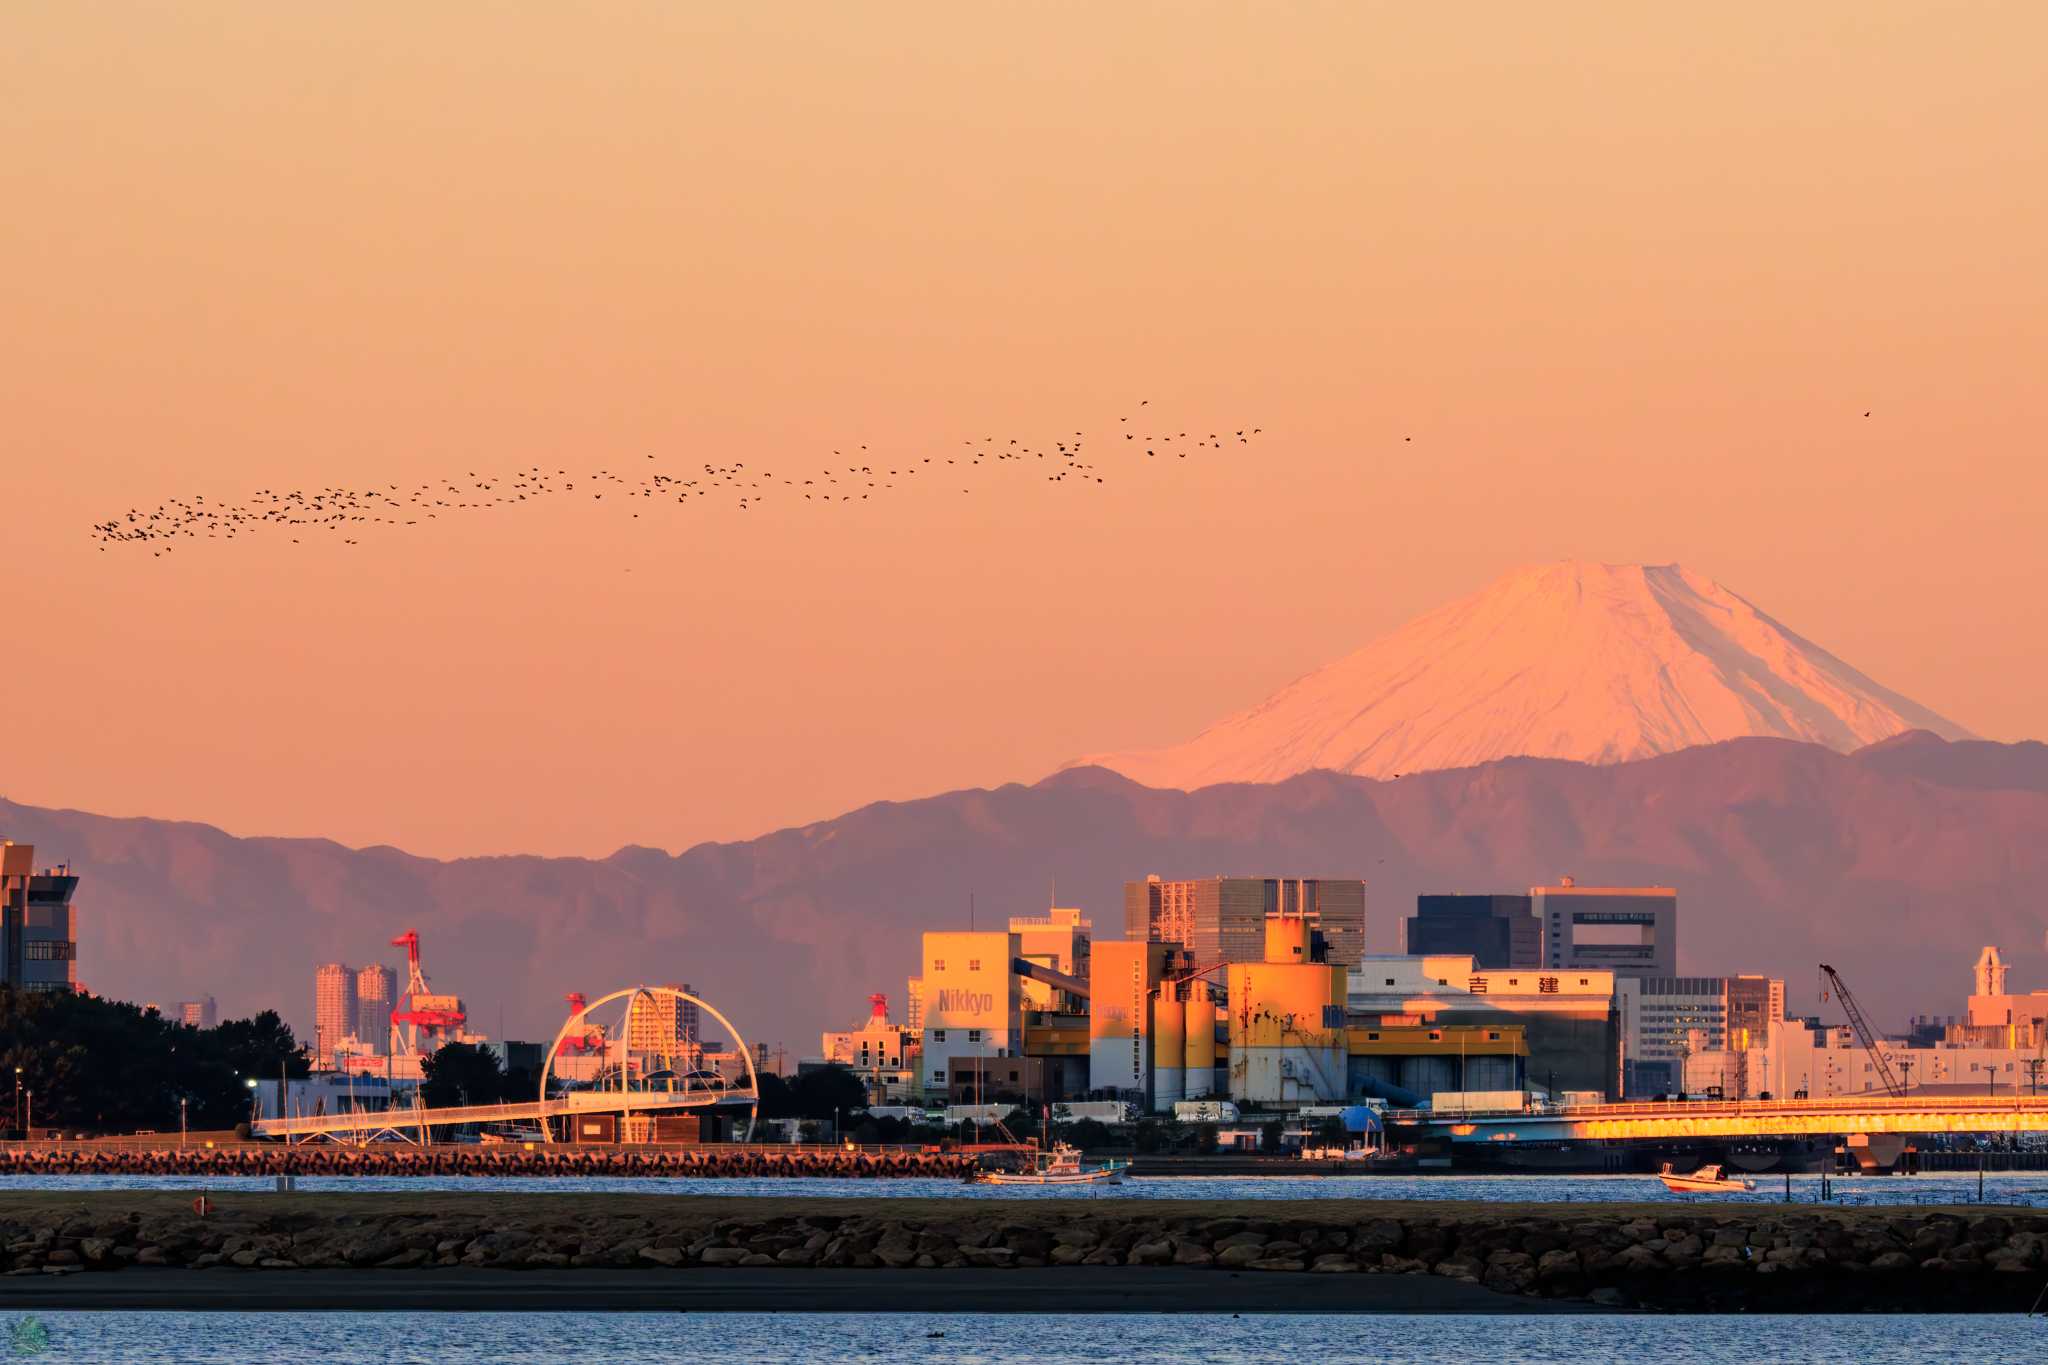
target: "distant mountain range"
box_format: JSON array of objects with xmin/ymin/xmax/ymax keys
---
[
  {"xmin": 6, "ymin": 731, "xmax": 2045, "ymax": 1051},
  {"xmin": 1076, "ymin": 561, "xmax": 1973, "ymax": 788}
]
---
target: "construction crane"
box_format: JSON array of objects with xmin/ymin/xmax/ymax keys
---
[{"xmin": 1818, "ymin": 963, "xmax": 1904, "ymax": 1098}]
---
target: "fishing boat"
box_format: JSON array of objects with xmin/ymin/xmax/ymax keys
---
[
  {"xmin": 976, "ymin": 1142, "xmax": 1127, "ymax": 1186},
  {"xmin": 1658, "ymin": 1162, "xmax": 1757, "ymax": 1194}
]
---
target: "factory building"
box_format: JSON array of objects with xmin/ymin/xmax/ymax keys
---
[
  {"xmin": 1406, "ymin": 895, "xmax": 1541, "ymax": 968},
  {"xmin": 1, "ymin": 842, "xmax": 79, "ymax": 994},
  {"xmin": 1010, "ymin": 909, "xmax": 1091, "ymax": 1012},
  {"xmin": 917, "ymin": 931, "xmax": 1024, "ymax": 1098},
  {"xmin": 1085, "ymin": 938, "xmax": 1180, "ymax": 1103},
  {"xmin": 1125, "ymin": 876, "xmax": 1366, "ymax": 970},
  {"xmin": 1533, "ymin": 880, "xmax": 1676, "ymax": 981},
  {"xmin": 1224, "ymin": 913, "xmax": 1348, "ymax": 1107},
  {"xmin": 1346, "ymin": 955, "xmax": 1619, "ymax": 1099}
]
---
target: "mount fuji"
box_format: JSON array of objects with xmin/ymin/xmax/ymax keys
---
[{"xmin": 1074, "ymin": 561, "xmax": 1972, "ymax": 788}]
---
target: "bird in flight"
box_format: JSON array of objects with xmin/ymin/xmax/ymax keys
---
[{"xmin": 91, "ymin": 404, "xmax": 1270, "ymax": 555}]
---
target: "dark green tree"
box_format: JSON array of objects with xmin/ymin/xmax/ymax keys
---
[{"xmin": 420, "ymin": 1041, "xmax": 507, "ymax": 1109}]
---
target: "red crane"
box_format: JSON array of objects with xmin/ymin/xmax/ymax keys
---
[{"xmin": 388, "ymin": 930, "xmax": 466, "ymax": 1056}]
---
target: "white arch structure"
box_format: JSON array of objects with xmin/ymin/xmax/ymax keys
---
[{"xmin": 539, "ymin": 985, "xmax": 761, "ymax": 1143}]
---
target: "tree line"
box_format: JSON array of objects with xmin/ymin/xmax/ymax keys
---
[{"xmin": 0, "ymin": 986, "xmax": 308, "ymax": 1136}]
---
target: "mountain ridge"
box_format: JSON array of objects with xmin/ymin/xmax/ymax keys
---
[{"xmin": 5, "ymin": 732, "xmax": 2046, "ymax": 1051}]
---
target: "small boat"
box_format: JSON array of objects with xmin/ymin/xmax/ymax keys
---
[
  {"xmin": 976, "ymin": 1142, "xmax": 1126, "ymax": 1186},
  {"xmin": 1658, "ymin": 1162, "xmax": 1757, "ymax": 1194}
]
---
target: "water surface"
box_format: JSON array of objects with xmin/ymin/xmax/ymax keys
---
[{"xmin": 4, "ymin": 1311, "xmax": 2042, "ymax": 1363}]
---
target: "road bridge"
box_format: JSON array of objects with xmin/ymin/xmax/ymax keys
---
[{"xmin": 1408, "ymin": 1094, "xmax": 2048, "ymax": 1144}]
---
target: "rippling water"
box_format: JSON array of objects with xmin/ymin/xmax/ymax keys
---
[
  {"xmin": 5, "ymin": 1170, "xmax": 2047, "ymax": 1206},
  {"xmin": 5, "ymin": 1311, "xmax": 2044, "ymax": 1363}
]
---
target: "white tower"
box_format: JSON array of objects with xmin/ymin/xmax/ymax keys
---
[{"xmin": 1973, "ymin": 945, "xmax": 2008, "ymax": 999}]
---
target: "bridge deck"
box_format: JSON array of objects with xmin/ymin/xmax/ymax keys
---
[{"xmin": 252, "ymin": 1088, "xmax": 756, "ymax": 1140}]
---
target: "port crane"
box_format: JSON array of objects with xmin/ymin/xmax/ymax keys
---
[
  {"xmin": 1819, "ymin": 963, "xmax": 1904, "ymax": 1098},
  {"xmin": 389, "ymin": 930, "xmax": 467, "ymax": 1057}
]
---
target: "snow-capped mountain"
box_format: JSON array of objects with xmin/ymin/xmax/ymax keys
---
[{"xmin": 1074, "ymin": 561, "xmax": 1972, "ymax": 788}]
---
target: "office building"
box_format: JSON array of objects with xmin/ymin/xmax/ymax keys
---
[
  {"xmin": 1124, "ymin": 876, "xmax": 1366, "ymax": 969},
  {"xmin": 904, "ymin": 976, "xmax": 925, "ymax": 1033},
  {"xmin": 178, "ymin": 997, "xmax": 217, "ymax": 1029},
  {"xmin": 314, "ymin": 963, "xmax": 359, "ymax": 1064},
  {"xmin": 626, "ymin": 984, "xmax": 700, "ymax": 1058},
  {"xmin": 1, "ymin": 842, "xmax": 79, "ymax": 994},
  {"xmin": 1616, "ymin": 974, "xmax": 1783, "ymax": 1096},
  {"xmin": 1533, "ymin": 880, "xmax": 1676, "ymax": 980},
  {"xmin": 1406, "ymin": 895, "xmax": 1540, "ymax": 967},
  {"xmin": 355, "ymin": 964, "xmax": 397, "ymax": 1054}
]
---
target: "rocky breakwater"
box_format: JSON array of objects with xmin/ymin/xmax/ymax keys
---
[
  {"xmin": 3, "ymin": 1194, "xmax": 2044, "ymax": 1312},
  {"xmin": 0, "ymin": 1146, "xmax": 974, "ymax": 1179}
]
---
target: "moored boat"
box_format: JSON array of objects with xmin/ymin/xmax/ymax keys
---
[
  {"xmin": 976, "ymin": 1142, "xmax": 1127, "ymax": 1186},
  {"xmin": 1658, "ymin": 1161, "xmax": 1757, "ymax": 1194}
]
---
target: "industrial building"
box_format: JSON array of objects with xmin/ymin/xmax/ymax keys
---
[
  {"xmin": 916, "ymin": 930, "xmax": 1027, "ymax": 1097},
  {"xmin": 1406, "ymin": 895, "xmax": 1541, "ymax": 967},
  {"xmin": 1683, "ymin": 948, "xmax": 2048, "ymax": 1101},
  {"xmin": 1345, "ymin": 955, "xmax": 1618, "ymax": 1099},
  {"xmin": 1, "ymin": 842, "xmax": 79, "ymax": 994},
  {"xmin": 910, "ymin": 882, "xmax": 1622, "ymax": 1111},
  {"xmin": 1124, "ymin": 876, "xmax": 1366, "ymax": 970},
  {"xmin": 1010, "ymin": 908, "xmax": 1092, "ymax": 1011},
  {"xmin": 1533, "ymin": 880, "xmax": 1676, "ymax": 980}
]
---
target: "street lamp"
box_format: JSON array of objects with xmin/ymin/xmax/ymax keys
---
[
  {"xmin": 13, "ymin": 1067, "xmax": 21, "ymax": 1137},
  {"xmin": 180, "ymin": 1097, "xmax": 189, "ymax": 1150},
  {"xmin": 245, "ymin": 1077, "xmax": 259, "ymax": 1125}
]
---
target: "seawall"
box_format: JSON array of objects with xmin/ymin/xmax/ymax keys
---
[
  {"xmin": 0, "ymin": 1146, "xmax": 974, "ymax": 1179},
  {"xmin": 2, "ymin": 1192, "xmax": 2044, "ymax": 1312}
]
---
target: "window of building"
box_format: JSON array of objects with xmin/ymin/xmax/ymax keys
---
[
  {"xmin": 1384, "ymin": 978, "xmax": 1395, "ymax": 986},
  {"xmin": 967, "ymin": 1030, "xmax": 981, "ymax": 1043},
  {"xmin": 933, "ymin": 1030, "xmax": 946, "ymax": 1042},
  {"xmin": 933, "ymin": 960, "xmax": 946, "ymax": 972},
  {"xmin": 968, "ymin": 960, "xmax": 981, "ymax": 971},
  {"xmin": 932, "ymin": 1071, "xmax": 945, "ymax": 1082},
  {"xmin": 24, "ymin": 941, "xmax": 74, "ymax": 961}
]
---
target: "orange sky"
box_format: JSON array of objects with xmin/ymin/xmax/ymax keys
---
[{"xmin": 4, "ymin": 4, "xmax": 2044, "ymax": 859}]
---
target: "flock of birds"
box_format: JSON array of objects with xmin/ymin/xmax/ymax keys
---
[{"xmin": 92, "ymin": 405, "xmax": 1266, "ymax": 555}]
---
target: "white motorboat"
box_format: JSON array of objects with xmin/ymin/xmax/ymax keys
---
[{"xmin": 1658, "ymin": 1162, "xmax": 1757, "ymax": 1194}]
